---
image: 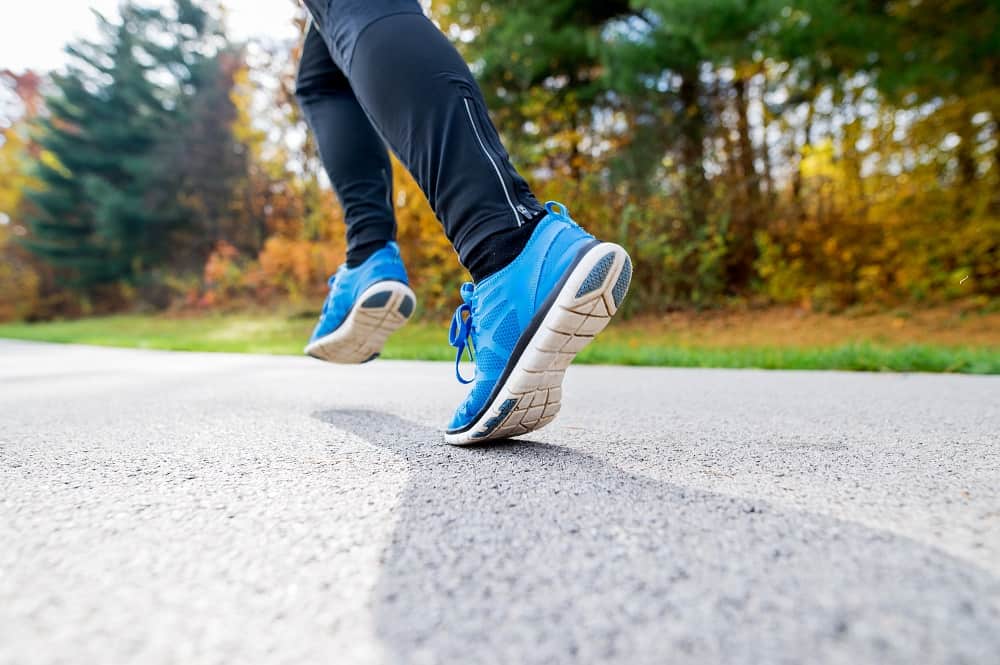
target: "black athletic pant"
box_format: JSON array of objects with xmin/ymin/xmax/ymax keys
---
[{"xmin": 295, "ymin": 0, "xmax": 545, "ymax": 281}]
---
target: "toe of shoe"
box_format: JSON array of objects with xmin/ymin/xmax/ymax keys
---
[
  {"xmin": 311, "ymin": 309, "xmax": 347, "ymax": 341},
  {"xmin": 307, "ymin": 323, "xmax": 323, "ymax": 345},
  {"xmin": 446, "ymin": 377, "xmax": 500, "ymax": 432},
  {"xmin": 447, "ymin": 403, "xmax": 473, "ymax": 432}
]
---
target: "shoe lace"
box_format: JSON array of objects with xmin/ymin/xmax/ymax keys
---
[
  {"xmin": 448, "ymin": 282, "xmax": 476, "ymax": 385},
  {"xmin": 544, "ymin": 200, "xmax": 572, "ymax": 221}
]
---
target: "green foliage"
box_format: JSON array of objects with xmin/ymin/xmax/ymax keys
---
[
  {"xmin": 22, "ymin": 1, "xmax": 238, "ymax": 296},
  {"xmin": 435, "ymin": 0, "xmax": 999, "ymax": 309}
]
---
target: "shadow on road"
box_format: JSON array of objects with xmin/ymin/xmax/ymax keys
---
[{"xmin": 314, "ymin": 409, "xmax": 999, "ymax": 664}]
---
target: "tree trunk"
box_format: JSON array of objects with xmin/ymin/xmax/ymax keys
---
[
  {"xmin": 730, "ymin": 75, "xmax": 761, "ymax": 288},
  {"xmin": 954, "ymin": 103, "xmax": 980, "ymax": 221},
  {"xmin": 678, "ymin": 73, "xmax": 708, "ymax": 230},
  {"xmin": 792, "ymin": 95, "xmax": 815, "ymax": 222}
]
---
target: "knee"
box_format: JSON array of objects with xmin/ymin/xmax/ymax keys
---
[
  {"xmin": 296, "ymin": 63, "xmax": 353, "ymax": 105},
  {"xmin": 294, "ymin": 77, "xmax": 318, "ymax": 105},
  {"xmin": 295, "ymin": 76, "xmax": 337, "ymax": 106}
]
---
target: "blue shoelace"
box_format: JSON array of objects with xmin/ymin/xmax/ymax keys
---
[{"xmin": 449, "ymin": 282, "xmax": 476, "ymax": 384}]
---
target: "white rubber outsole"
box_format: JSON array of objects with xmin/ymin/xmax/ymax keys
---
[
  {"xmin": 304, "ymin": 281, "xmax": 416, "ymax": 364},
  {"xmin": 444, "ymin": 242, "xmax": 632, "ymax": 445}
]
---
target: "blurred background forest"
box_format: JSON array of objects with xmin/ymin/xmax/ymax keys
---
[{"xmin": 1, "ymin": 0, "xmax": 997, "ymax": 326}]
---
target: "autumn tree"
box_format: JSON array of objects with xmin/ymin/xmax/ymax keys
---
[{"xmin": 0, "ymin": 71, "xmax": 46, "ymax": 319}]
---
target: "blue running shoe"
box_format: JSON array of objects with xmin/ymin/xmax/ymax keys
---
[
  {"xmin": 304, "ymin": 242, "xmax": 416, "ymax": 364},
  {"xmin": 445, "ymin": 201, "xmax": 632, "ymax": 444}
]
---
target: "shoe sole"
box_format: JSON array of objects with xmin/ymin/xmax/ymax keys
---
[
  {"xmin": 304, "ymin": 281, "xmax": 416, "ymax": 364},
  {"xmin": 444, "ymin": 242, "xmax": 632, "ymax": 445}
]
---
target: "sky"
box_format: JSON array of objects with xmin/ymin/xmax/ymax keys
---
[{"xmin": 1, "ymin": 1, "xmax": 301, "ymax": 73}]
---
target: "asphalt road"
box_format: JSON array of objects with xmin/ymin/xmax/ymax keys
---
[{"xmin": 1, "ymin": 339, "xmax": 998, "ymax": 665}]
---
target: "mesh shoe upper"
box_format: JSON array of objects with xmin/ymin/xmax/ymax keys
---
[
  {"xmin": 309, "ymin": 242, "xmax": 408, "ymax": 343},
  {"xmin": 447, "ymin": 202, "xmax": 596, "ymax": 432}
]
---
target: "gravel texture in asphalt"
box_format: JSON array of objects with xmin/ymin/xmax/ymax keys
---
[{"xmin": 1, "ymin": 340, "xmax": 998, "ymax": 664}]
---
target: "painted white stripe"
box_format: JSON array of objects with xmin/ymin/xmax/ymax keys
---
[{"xmin": 463, "ymin": 97, "xmax": 522, "ymax": 227}]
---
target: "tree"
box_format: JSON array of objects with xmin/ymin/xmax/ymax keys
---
[
  {"xmin": 431, "ymin": 0, "xmax": 998, "ymax": 306},
  {"xmin": 0, "ymin": 70, "xmax": 46, "ymax": 319},
  {"xmin": 23, "ymin": 1, "xmax": 228, "ymax": 295}
]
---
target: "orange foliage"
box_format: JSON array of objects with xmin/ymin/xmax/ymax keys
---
[{"xmin": 255, "ymin": 235, "xmax": 343, "ymax": 300}]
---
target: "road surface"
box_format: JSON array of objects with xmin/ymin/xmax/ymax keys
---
[{"xmin": 1, "ymin": 340, "xmax": 998, "ymax": 664}]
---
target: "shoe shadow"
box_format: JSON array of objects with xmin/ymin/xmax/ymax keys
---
[{"xmin": 314, "ymin": 409, "xmax": 1000, "ymax": 665}]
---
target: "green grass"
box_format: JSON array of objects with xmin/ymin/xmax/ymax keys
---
[{"xmin": 1, "ymin": 312, "xmax": 997, "ymax": 374}]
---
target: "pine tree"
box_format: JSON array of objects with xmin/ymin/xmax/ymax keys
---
[{"xmin": 23, "ymin": 1, "xmax": 224, "ymax": 293}]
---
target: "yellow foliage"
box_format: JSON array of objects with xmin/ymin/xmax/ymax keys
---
[
  {"xmin": 755, "ymin": 131, "xmax": 999, "ymax": 307},
  {"xmin": 200, "ymin": 241, "xmax": 244, "ymax": 306},
  {"xmin": 0, "ymin": 121, "xmax": 43, "ymax": 320},
  {"xmin": 391, "ymin": 158, "xmax": 468, "ymax": 312},
  {"xmin": 0, "ymin": 231, "xmax": 42, "ymax": 321}
]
